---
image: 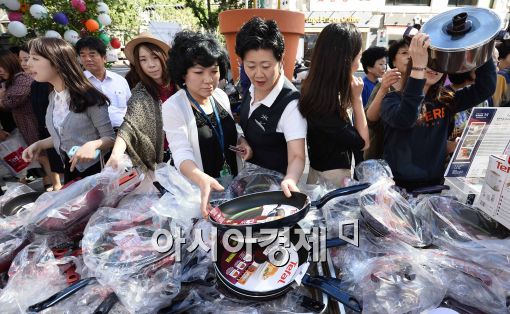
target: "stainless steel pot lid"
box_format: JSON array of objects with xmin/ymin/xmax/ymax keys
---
[{"xmin": 422, "ymin": 7, "xmax": 501, "ymax": 52}]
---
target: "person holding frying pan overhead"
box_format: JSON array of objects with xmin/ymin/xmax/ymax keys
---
[
  {"xmin": 162, "ymin": 31, "xmax": 243, "ymax": 219},
  {"xmin": 380, "ymin": 32, "xmax": 496, "ymax": 191},
  {"xmin": 235, "ymin": 17, "xmax": 307, "ymax": 197}
]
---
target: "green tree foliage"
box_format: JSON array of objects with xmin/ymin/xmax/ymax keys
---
[{"xmin": 183, "ymin": 0, "xmax": 250, "ymax": 32}]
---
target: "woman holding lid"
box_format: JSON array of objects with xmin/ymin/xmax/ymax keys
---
[
  {"xmin": 380, "ymin": 33, "xmax": 496, "ymax": 191},
  {"xmin": 162, "ymin": 30, "xmax": 241, "ymax": 218},
  {"xmin": 235, "ymin": 17, "xmax": 307, "ymax": 197},
  {"xmin": 22, "ymin": 37, "xmax": 114, "ymax": 183}
]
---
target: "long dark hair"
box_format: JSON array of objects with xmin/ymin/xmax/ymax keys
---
[
  {"xmin": 299, "ymin": 23, "xmax": 362, "ymax": 120},
  {"xmin": 402, "ymin": 60, "xmax": 453, "ymax": 104},
  {"xmin": 132, "ymin": 43, "xmax": 170, "ymax": 102},
  {"xmin": 0, "ymin": 50, "xmax": 24, "ymax": 87},
  {"xmin": 28, "ymin": 37, "xmax": 110, "ymax": 113}
]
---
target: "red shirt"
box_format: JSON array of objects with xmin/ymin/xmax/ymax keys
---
[{"xmin": 159, "ymin": 82, "xmax": 176, "ymax": 150}]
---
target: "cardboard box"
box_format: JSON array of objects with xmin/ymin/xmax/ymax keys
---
[
  {"xmin": 444, "ymin": 177, "xmax": 483, "ymax": 205},
  {"xmin": 476, "ymin": 155, "xmax": 510, "ymax": 230}
]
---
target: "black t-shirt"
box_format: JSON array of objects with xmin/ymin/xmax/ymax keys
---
[
  {"xmin": 194, "ymin": 103, "xmax": 238, "ymax": 178},
  {"xmin": 307, "ymin": 111, "xmax": 365, "ymax": 171}
]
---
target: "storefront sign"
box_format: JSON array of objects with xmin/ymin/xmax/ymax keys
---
[
  {"xmin": 445, "ymin": 108, "xmax": 510, "ymax": 178},
  {"xmin": 305, "ymin": 16, "xmax": 360, "ymax": 24}
]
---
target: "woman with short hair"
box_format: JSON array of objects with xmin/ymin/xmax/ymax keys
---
[
  {"xmin": 235, "ymin": 17, "xmax": 307, "ymax": 196},
  {"xmin": 163, "ymin": 30, "xmax": 240, "ymax": 218}
]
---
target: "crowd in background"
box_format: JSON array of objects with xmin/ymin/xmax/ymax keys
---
[{"xmin": 0, "ymin": 16, "xmax": 506, "ymax": 217}]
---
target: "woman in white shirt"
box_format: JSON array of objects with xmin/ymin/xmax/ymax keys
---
[
  {"xmin": 22, "ymin": 38, "xmax": 114, "ymax": 183},
  {"xmin": 235, "ymin": 17, "xmax": 307, "ymax": 197},
  {"xmin": 163, "ymin": 31, "xmax": 244, "ymax": 218}
]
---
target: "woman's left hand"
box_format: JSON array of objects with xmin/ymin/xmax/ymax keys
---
[
  {"xmin": 69, "ymin": 141, "xmax": 99, "ymax": 171},
  {"xmin": 281, "ymin": 178, "xmax": 299, "ymax": 197},
  {"xmin": 350, "ymin": 75, "xmax": 364, "ymax": 104}
]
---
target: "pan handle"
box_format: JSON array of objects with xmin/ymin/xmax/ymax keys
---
[
  {"xmin": 302, "ymin": 274, "xmax": 362, "ymax": 312},
  {"xmin": 27, "ymin": 277, "xmax": 97, "ymax": 312},
  {"xmin": 325, "ymin": 237, "xmax": 348, "ymax": 248},
  {"xmin": 153, "ymin": 181, "xmax": 169, "ymax": 195},
  {"xmin": 93, "ymin": 292, "xmax": 118, "ymax": 314},
  {"xmin": 410, "ymin": 184, "xmax": 449, "ymax": 196},
  {"xmin": 311, "ymin": 183, "xmax": 370, "ymax": 209}
]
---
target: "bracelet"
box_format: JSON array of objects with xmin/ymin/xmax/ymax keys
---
[{"xmin": 411, "ymin": 67, "xmax": 426, "ymax": 71}]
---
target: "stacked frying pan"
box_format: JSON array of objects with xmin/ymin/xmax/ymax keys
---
[{"xmin": 209, "ymin": 184, "xmax": 369, "ymax": 312}]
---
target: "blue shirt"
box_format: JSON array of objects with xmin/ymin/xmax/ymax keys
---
[{"xmin": 362, "ymin": 76, "xmax": 378, "ymax": 108}]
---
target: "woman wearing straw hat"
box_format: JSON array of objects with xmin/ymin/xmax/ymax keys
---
[{"xmin": 107, "ymin": 32, "xmax": 176, "ymax": 173}]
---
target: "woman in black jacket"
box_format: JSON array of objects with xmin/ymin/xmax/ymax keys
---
[
  {"xmin": 299, "ymin": 23, "xmax": 369, "ymax": 187},
  {"xmin": 380, "ymin": 33, "xmax": 496, "ymax": 191}
]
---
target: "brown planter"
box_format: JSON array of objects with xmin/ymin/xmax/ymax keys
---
[{"xmin": 219, "ymin": 9, "xmax": 305, "ymax": 82}]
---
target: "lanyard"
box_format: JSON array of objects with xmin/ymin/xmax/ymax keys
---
[{"xmin": 185, "ymin": 89, "xmax": 225, "ymax": 159}]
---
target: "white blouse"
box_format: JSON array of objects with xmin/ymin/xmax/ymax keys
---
[{"xmin": 52, "ymin": 89, "xmax": 70, "ymax": 136}]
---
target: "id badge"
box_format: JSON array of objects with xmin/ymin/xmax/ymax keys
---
[
  {"xmin": 219, "ymin": 162, "xmax": 233, "ymax": 187},
  {"xmin": 220, "ymin": 162, "xmax": 232, "ymax": 177}
]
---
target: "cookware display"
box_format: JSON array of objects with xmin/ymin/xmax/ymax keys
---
[
  {"xmin": 209, "ymin": 183, "xmax": 370, "ymax": 233},
  {"xmin": 418, "ymin": 7, "xmax": 502, "ymax": 74},
  {"xmin": 359, "ymin": 179, "xmax": 433, "ymax": 248},
  {"xmin": 1, "ymin": 191, "xmax": 42, "ymax": 218},
  {"xmin": 214, "ymin": 225, "xmax": 361, "ymax": 312},
  {"xmin": 30, "ymin": 170, "xmax": 140, "ymax": 235},
  {"xmin": 417, "ymin": 196, "xmax": 510, "ymax": 243}
]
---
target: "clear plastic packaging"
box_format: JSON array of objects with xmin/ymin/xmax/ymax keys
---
[
  {"xmin": 415, "ymin": 195, "xmax": 510, "ymax": 243},
  {"xmin": 352, "ymin": 254, "xmax": 446, "ymax": 314},
  {"xmin": 226, "ymin": 162, "xmax": 283, "ymax": 198},
  {"xmin": 0, "ymin": 183, "xmax": 34, "ymax": 213},
  {"xmin": 0, "ymin": 241, "xmax": 69, "ymax": 313},
  {"xmin": 26, "ymin": 167, "xmax": 141, "ymax": 235},
  {"xmin": 354, "ymin": 159, "xmax": 393, "ymax": 184},
  {"xmin": 422, "ymin": 250, "xmax": 508, "ymax": 314},
  {"xmin": 82, "ymin": 194, "xmax": 182, "ymax": 313},
  {"xmin": 0, "ymin": 226, "xmax": 29, "ymax": 273},
  {"xmin": 39, "ymin": 282, "xmax": 113, "ymax": 314},
  {"xmin": 359, "ymin": 178, "xmax": 433, "ymax": 248},
  {"xmin": 107, "ymin": 253, "xmax": 181, "ymax": 314},
  {"xmin": 152, "ymin": 163, "xmax": 201, "ymax": 223},
  {"xmin": 164, "ymin": 284, "xmax": 319, "ymax": 314},
  {"xmin": 82, "ymin": 195, "xmax": 171, "ymax": 279}
]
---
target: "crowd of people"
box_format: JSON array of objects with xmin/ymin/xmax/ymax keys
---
[{"xmin": 0, "ymin": 16, "xmax": 506, "ymax": 218}]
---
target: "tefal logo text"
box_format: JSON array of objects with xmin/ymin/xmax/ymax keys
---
[
  {"xmin": 277, "ymin": 261, "xmax": 297, "ymax": 284},
  {"xmin": 496, "ymin": 161, "xmax": 510, "ymax": 173}
]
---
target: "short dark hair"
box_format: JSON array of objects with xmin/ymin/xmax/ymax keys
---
[
  {"xmin": 168, "ymin": 30, "xmax": 230, "ymax": 89},
  {"xmin": 497, "ymin": 41, "xmax": 510, "ymax": 60},
  {"xmin": 388, "ymin": 39, "xmax": 408, "ymax": 69},
  {"xmin": 75, "ymin": 36, "xmax": 107, "ymax": 56},
  {"xmin": 361, "ymin": 46, "xmax": 387, "ymax": 74},
  {"xmin": 448, "ymin": 71, "xmax": 473, "ymax": 85},
  {"xmin": 235, "ymin": 17, "xmax": 285, "ymax": 61}
]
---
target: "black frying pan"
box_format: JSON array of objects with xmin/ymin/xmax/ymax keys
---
[
  {"xmin": 214, "ymin": 225, "xmax": 361, "ymax": 312},
  {"xmin": 209, "ymin": 183, "xmax": 370, "ymax": 233},
  {"xmin": 1, "ymin": 191, "xmax": 42, "ymax": 217}
]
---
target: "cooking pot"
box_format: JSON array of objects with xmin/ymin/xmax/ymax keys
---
[{"xmin": 414, "ymin": 7, "xmax": 503, "ymax": 74}]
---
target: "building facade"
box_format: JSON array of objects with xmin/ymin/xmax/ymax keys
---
[{"xmin": 300, "ymin": 0, "xmax": 510, "ymax": 60}]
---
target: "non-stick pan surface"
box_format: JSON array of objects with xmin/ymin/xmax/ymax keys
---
[
  {"xmin": 210, "ymin": 184, "xmax": 369, "ymax": 233},
  {"xmin": 214, "ymin": 225, "xmax": 361, "ymax": 312},
  {"xmin": 1, "ymin": 191, "xmax": 42, "ymax": 217}
]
